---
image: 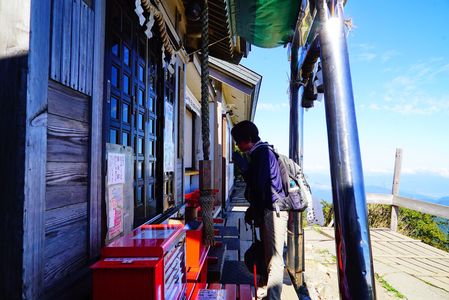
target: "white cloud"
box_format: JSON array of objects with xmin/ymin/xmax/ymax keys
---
[
  {"xmin": 357, "ymin": 52, "xmax": 377, "ymax": 61},
  {"xmin": 304, "ymin": 165, "xmax": 330, "ymax": 172},
  {"xmin": 362, "ymin": 98, "xmax": 449, "ymax": 115},
  {"xmin": 257, "ymin": 102, "xmax": 289, "ymax": 112},
  {"xmin": 311, "ymin": 183, "xmax": 332, "ymax": 190},
  {"xmin": 364, "ymin": 168, "xmax": 393, "ymax": 175},
  {"xmin": 402, "ymin": 167, "xmax": 449, "ymax": 178},
  {"xmin": 362, "ymin": 58, "xmax": 449, "ymax": 115},
  {"xmin": 381, "ymin": 50, "xmax": 399, "ymax": 63},
  {"xmin": 351, "ymin": 43, "xmax": 377, "ymax": 62},
  {"xmin": 352, "ymin": 44, "xmax": 400, "ymax": 64}
]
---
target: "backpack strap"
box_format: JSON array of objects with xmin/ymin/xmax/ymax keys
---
[
  {"xmin": 271, "ymin": 186, "xmax": 283, "ymax": 201},
  {"xmin": 270, "ymin": 186, "xmax": 282, "ymax": 213}
]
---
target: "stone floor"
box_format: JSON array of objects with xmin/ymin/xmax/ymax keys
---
[
  {"xmin": 304, "ymin": 226, "xmax": 449, "ymax": 300},
  {"xmin": 227, "ymin": 180, "xmax": 449, "ymax": 299}
]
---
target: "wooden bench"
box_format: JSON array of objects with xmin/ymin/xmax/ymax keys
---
[{"xmin": 188, "ymin": 283, "xmax": 252, "ymax": 300}]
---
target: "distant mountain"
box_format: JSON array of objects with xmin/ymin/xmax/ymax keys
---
[
  {"xmin": 436, "ymin": 196, "xmax": 449, "ymax": 206},
  {"xmin": 364, "ymin": 185, "xmax": 391, "ymax": 195},
  {"xmin": 307, "ymin": 171, "xmax": 449, "ymax": 205}
]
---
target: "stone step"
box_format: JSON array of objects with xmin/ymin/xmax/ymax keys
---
[{"xmin": 207, "ymin": 243, "xmax": 227, "ymax": 283}]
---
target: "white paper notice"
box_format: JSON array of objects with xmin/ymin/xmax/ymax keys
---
[
  {"xmin": 108, "ymin": 184, "xmax": 124, "ymax": 239},
  {"xmin": 108, "ymin": 209, "xmax": 115, "ymax": 228},
  {"xmin": 164, "ymin": 102, "xmax": 175, "ymax": 172},
  {"xmin": 197, "ymin": 289, "xmax": 226, "ymax": 300},
  {"xmin": 108, "ymin": 153, "xmax": 125, "ymax": 185}
]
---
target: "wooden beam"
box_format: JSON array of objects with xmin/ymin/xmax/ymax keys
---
[
  {"xmin": 209, "ymin": 68, "xmax": 253, "ymax": 95},
  {"xmin": 393, "ymin": 196, "xmax": 449, "ymax": 220},
  {"xmin": 23, "ymin": 0, "xmax": 51, "ymax": 298},
  {"xmin": 366, "ymin": 193, "xmax": 393, "ymax": 205},
  {"xmin": 89, "ymin": 0, "xmax": 106, "ymax": 259}
]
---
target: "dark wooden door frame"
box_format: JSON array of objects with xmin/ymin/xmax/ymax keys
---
[{"xmin": 103, "ymin": 0, "xmax": 167, "ymax": 228}]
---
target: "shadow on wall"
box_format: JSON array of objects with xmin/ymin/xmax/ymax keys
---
[{"xmin": 0, "ymin": 53, "xmax": 29, "ymax": 300}]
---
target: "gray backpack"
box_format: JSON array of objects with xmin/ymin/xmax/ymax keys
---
[{"xmin": 270, "ymin": 148, "xmax": 312, "ymax": 212}]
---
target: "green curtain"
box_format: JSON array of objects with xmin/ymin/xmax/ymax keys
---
[{"xmin": 231, "ymin": 0, "xmax": 300, "ymax": 48}]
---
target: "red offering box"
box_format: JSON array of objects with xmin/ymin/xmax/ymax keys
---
[
  {"xmin": 185, "ymin": 221, "xmax": 209, "ymax": 283},
  {"xmin": 92, "ymin": 224, "xmax": 186, "ymax": 300},
  {"xmin": 101, "ymin": 224, "xmax": 184, "ymax": 258},
  {"xmin": 185, "ymin": 221, "xmax": 207, "ymax": 269},
  {"xmin": 91, "ymin": 258, "xmax": 164, "ymax": 300}
]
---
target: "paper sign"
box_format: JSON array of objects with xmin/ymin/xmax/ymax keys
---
[
  {"xmin": 108, "ymin": 184, "xmax": 124, "ymax": 239},
  {"xmin": 198, "ymin": 289, "xmax": 226, "ymax": 300},
  {"xmin": 164, "ymin": 102, "xmax": 175, "ymax": 172},
  {"xmin": 108, "ymin": 153, "xmax": 125, "ymax": 185}
]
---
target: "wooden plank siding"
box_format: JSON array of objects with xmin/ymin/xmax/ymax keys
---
[
  {"xmin": 44, "ymin": 80, "xmax": 90, "ymax": 291},
  {"xmin": 86, "ymin": 8, "xmax": 94, "ymax": 95},
  {"xmin": 70, "ymin": 0, "xmax": 81, "ymax": 90},
  {"xmin": 48, "ymin": 79, "xmax": 89, "ymax": 122},
  {"xmin": 43, "ymin": 202, "xmax": 88, "ymax": 288},
  {"xmin": 50, "ymin": 0, "xmax": 94, "ymax": 96},
  {"xmin": 50, "ymin": 0, "xmax": 63, "ymax": 82},
  {"xmin": 78, "ymin": 2, "xmax": 88, "ymax": 93},
  {"xmin": 61, "ymin": 0, "xmax": 73, "ymax": 85},
  {"xmin": 47, "ymin": 114, "xmax": 89, "ymax": 162}
]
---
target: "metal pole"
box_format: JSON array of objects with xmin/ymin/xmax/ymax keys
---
[
  {"xmin": 287, "ymin": 25, "xmax": 304, "ymax": 286},
  {"xmin": 317, "ymin": 1, "xmax": 376, "ymax": 299}
]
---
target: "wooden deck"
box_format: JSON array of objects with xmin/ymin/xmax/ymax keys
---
[{"xmin": 305, "ymin": 227, "xmax": 449, "ymax": 300}]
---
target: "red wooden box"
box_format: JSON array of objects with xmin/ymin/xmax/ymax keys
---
[
  {"xmin": 91, "ymin": 257, "xmax": 164, "ymax": 300},
  {"xmin": 185, "ymin": 221, "xmax": 210, "ymax": 283},
  {"xmin": 91, "ymin": 224, "xmax": 186, "ymax": 300}
]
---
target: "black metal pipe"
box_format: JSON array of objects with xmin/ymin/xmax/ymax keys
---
[
  {"xmin": 289, "ymin": 41, "xmax": 300, "ymax": 163},
  {"xmin": 317, "ymin": 1, "xmax": 376, "ymax": 299},
  {"xmin": 287, "ymin": 14, "xmax": 304, "ymax": 285}
]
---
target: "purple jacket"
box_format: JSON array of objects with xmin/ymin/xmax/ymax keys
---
[{"xmin": 245, "ymin": 141, "xmax": 285, "ymax": 211}]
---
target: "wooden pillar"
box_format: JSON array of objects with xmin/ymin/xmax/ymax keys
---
[
  {"xmin": 0, "ymin": 0, "xmax": 51, "ymax": 298},
  {"xmin": 89, "ymin": 0, "xmax": 106, "ymax": 259},
  {"xmin": 391, "ymin": 148, "xmax": 403, "ymax": 231}
]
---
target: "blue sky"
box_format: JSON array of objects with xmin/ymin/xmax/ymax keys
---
[{"xmin": 241, "ymin": 0, "xmax": 449, "ymax": 199}]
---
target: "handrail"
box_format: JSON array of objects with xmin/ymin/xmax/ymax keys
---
[
  {"xmin": 366, "ymin": 193, "xmax": 393, "ymax": 205},
  {"xmin": 367, "ymin": 193, "xmax": 449, "ymax": 220},
  {"xmin": 393, "ymin": 196, "xmax": 449, "ymax": 220}
]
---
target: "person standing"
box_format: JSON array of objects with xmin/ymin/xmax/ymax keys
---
[{"xmin": 231, "ymin": 120, "xmax": 288, "ymax": 300}]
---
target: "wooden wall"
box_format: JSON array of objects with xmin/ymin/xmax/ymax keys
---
[
  {"xmin": 50, "ymin": 0, "xmax": 94, "ymax": 95},
  {"xmin": 43, "ymin": 0, "xmax": 96, "ymax": 296},
  {"xmin": 44, "ymin": 80, "xmax": 90, "ymax": 291},
  {"xmin": 0, "ymin": 0, "xmax": 51, "ymax": 299}
]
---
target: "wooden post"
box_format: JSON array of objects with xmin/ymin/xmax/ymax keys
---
[
  {"xmin": 199, "ymin": 0, "xmax": 214, "ymax": 245},
  {"xmin": 199, "ymin": 160, "xmax": 215, "ymax": 245},
  {"xmin": 391, "ymin": 148, "xmax": 403, "ymax": 231},
  {"xmin": 89, "ymin": 0, "xmax": 106, "ymax": 259},
  {"xmin": 0, "ymin": 0, "xmax": 50, "ymax": 298}
]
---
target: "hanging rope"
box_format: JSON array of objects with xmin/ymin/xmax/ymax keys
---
[
  {"xmin": 199, "ymin": 0, "xmax": 215, "ymax": 246},
  {"xmin": 200, "ymin": 0, "xmax": 210, "ymax": 161},
  {"xmin": 139, "ymin": 0, "xmax": 174, "ymax": 55}
]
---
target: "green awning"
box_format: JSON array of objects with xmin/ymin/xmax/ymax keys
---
[{"xmin": 230, "ymin": 0, "xmax": 300, "ymax": 48}]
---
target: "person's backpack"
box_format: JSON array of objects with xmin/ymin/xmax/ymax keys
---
[{"xmin": 269, "ymin": 148, "xmax": 312, "ymax": 212}]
